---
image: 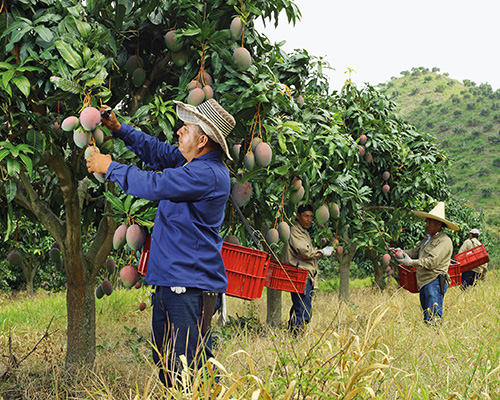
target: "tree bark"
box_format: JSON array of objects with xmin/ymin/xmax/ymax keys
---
[
  {"xmin": 338, "ymin": 243, "xmax": 357, "ymax": 301},
  {"xmin": 266, "ymin": 288, "xmax": 282, "ymax": 326},
  {"xmin": 366, "ymin": 248, "xmax": 385, "ymax": 290},
  {"xmin": 65, "ymin": 264, "xmax": 96, "ymax": 367}
]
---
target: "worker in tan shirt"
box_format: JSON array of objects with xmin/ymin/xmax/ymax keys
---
[
  {"xmin": 281, "ymin": 204, "xmax": 333, "ymax": 335},
  {"xmin": 397, "ymin": 202, "xmax": 459, "ymax": 324},
  {"xmin": 459, "ymin": 228, "xmax": 488, "ymax": 288}
]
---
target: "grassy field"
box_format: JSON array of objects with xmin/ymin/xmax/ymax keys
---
[{"xmin": 1, "ymin": 272, "xmax": 500, "ymax": 399}]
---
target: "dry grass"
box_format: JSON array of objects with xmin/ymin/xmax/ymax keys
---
[{"xmin": 1, "ymin": 272, "xmax": 500, "ymax": 399}]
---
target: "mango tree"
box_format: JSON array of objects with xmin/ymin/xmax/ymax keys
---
[{"xmin": 0, "ymin": 0, "xmax": 318, "ymax": 367}]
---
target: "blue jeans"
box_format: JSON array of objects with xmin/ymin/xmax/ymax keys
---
[
  {"xmin": 288, "ymin": 278, "xmax": 314, "ymax": 334},
  {"xmin": 151, "ymin": 286, "xmax": 214, "ymax": 387},
  {"xmin": 419, "ymin": 277, "xmax": 447, "ymax": 322}
]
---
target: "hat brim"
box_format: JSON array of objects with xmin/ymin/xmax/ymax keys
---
[
  {"xmin": 174, "ymin": 101, "xmax": 232, "ymax": 160},
  {"xmin": 412, "ymin": 211, "xmax": 460, "ymax": 231}
]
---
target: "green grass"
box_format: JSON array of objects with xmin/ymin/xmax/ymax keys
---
[{"xmin": 2, "ymin": 273, "xmax": 500, "ymax": 398}]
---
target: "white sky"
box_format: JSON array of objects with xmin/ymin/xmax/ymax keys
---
[{"xmin": 256, "ymin": 0, "xmax": 500, "ymax": 91}]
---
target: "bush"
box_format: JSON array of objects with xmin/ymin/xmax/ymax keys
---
[
  {"xmin": 480, "ymin": 108, "xmax": 491, "ymax": 117},
  {"xmin": 484, "ymin": 123, "xmax": 493, "ymax": 132},
  {"xmin": 467, "ymin": 117, "xmax": 479, "ymax": 127},
  {"xmin": 435, "ymin": 84, "xmax": 446, "ymax": 93},
  {"xmin": 453, "ymin": 125, "xmax": 466, "ymax": 134},
  {"xmin": 492, "ymin": 158, "xmax": 500, "ymax": 168},
  {"xmin": 424, "ymin": 76, "xmax": 432, "ymax": 82},
  {"xmin": 439, "ymin": 124, "xmax": 449, "ymax": 133},
  {"xmin": 472, "ymin": 129, "xmax": 482, "ymax": 137},
  {"xmin": 488, "ymin": 135, "xmax": 500, "ymax": 145},
  {"xmin": 453, "ymin": 110, "xmax": 462, "ymax": 116}
]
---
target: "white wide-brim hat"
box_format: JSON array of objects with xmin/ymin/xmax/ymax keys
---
[
  {"xmin": 412, "ymin": 201, "xmax": 459, "ymax": 231},
  {"xmin": 174, "ymin": 98, "xmax": 235, "ymax": 160},
  {"xmin": 470, "ymin": 228, "xmax": 480, "ymax": 235}
]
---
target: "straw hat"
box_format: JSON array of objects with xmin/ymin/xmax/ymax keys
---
[
  {"xmin": 412, "ymin": 201, "xmax": 459, "ymax": 231},
  {"xmin": 174, "ymin": 99, "xmax": 235, "ymax": 160}
]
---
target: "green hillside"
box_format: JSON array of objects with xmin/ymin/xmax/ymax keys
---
[{"xmin": 377, "ymin": 67, "xmax": 500, "ymax": 237}]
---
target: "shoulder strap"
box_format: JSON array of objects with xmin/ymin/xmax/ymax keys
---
[{"xmin": 289, "ymin": 243, "xmax": 300, "ymax": 268}]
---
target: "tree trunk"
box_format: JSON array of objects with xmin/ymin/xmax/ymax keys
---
[
  {"xmin": 65, "ymin": 266, "xmax": 96, "ymax": 367},
  {"xmin": 20, "ymin": 258, "xmax": 39, "ymax": 297},
  {"xmin": 266, "ymin": 288, "xmax": 282, "ymax": 326},
  {"xmin": 366, "ymin": 248, "xmax": 385, "ymax": 290},
  {"xmin": 338, "ymin": 243, "xmax": 357, "ymax": 301}
]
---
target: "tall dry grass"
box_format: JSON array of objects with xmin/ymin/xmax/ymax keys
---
[{"xmin": 1, "ymin": 271, "xmax": 500, "ymax": 399}]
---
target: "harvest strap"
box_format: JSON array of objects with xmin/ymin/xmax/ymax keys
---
[{"xmin": 229, "ymin": 193, "xmax": 262, "ymax": 250}]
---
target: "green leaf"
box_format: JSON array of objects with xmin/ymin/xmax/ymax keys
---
[
  {"xmin": 0, "ymin": 149, "xmax": 10, "ymax": 162},
  {"xmin": 124, "ymin": 195, "xmax": 133, "ymax": 214},
  {"xmin": 115, "ymin": 3, "xmax": 126, "ymax": 29},
  {"xmin": 26, "ymin": 130, "xmax": 45, "ymax": 153},
  {"xmin": 12, "ymin": 75, "xmax": 31, "ymax": 98},
  {"xmin": 5, "ymin": 180, "xmax": 17, "ymax": 203},
  {"xmin": 6, "ymin": 158, "xmax": 20, "ymax": 176},
  {"xmin": 19, "ymin": 154, "xmax": 33, "ymax": 176},
  {"xmin": 0, "ymin": 62, "xmax": 13, "ymax": 70},
  {"xmin": 50, "ymin": 76, "xmax": 84, "ymax": 94},
  {"xmin": 55, "ymin": 40, "xmax": 83, "ymax": 69},
  {"xmin": 104, "ymin": 192, "xmax": 127, "ymax": 214},
  {"xmin": 34, "ymin": 25, "xmax": 54, "ymax": 42}
]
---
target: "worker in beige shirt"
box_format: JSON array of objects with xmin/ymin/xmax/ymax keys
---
[
  {"xmin": 281, "ymin": 204, "xmax": 333, "ymax": 335},
  {"xmin": 460, "ymin": 228, "xmax": 488, "ymax": 288},
  {"xmin": 397, "ymin": 202, "xmax": 459, "ymax": 323}
]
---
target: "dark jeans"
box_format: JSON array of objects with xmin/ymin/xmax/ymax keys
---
[
  {"xmin": 461, "ymin": 270, "xmax": 480, "ymax": 289},
  {"xmin": 288, "ymin": 278, "xmax": 314, "ymax": 334},
  {"xmin": 151, "ymin": 286, "xmax": 214, "ymax": 387},
  {"xmin": 419, "ymin": 278, "xmax": 447, "ymax": 323}
]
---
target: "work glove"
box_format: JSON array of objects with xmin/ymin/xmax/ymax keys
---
[
  {"xmin": 321, "ymin": 246, "xmax": 334, "ymax": 256},
  {"xmin": 399, "ymin": 252, "xmax": 413, "ymax": 266},
  {"xmin": 170, "ymin": 286, "xmax": 186, "ymax": 294}
]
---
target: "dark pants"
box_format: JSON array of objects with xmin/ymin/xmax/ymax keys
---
[
  {"xmin": 419, "ymin": 278, "xmax": 447, "ymax": 323},
  {"xmin": 288, "ymin": 278, "xmax": 314, "ymax": 335},
  {"xmin": 151, "ymin": 286, "xmax": 214, "ymax": 387},
  {"xmin": 461, "ymin": 270, "xmax": 480, "ymax": 289}
]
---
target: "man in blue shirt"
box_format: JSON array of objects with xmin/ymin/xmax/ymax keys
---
[{"xmin": 87, "ymin": 99, "xmax": 235, "ymax": 386}]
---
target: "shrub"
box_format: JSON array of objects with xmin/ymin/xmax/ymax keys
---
[
  {"xmin": 484, "ymin": 123, "xmax": 493, "ymax": 132},
  {"xmin": 453, "ymin": 125, "xmax": 466, "ymax": 134},
  {"xmin": 481, "ymin": 187, "xmax": 492, "ymax": 197},
  {"xmin": 467, "ymin": 117, "xmax": 479, "ymax": 127},
  {"xmin": 453, "ymin": 110, "xmax": 462, "ymax": 116},
  {"xmin": 492, "ymin": 158, "xmax": 500, "ymax": 168},
  {"xmin": 472, "ymin": 129, "xmax": 481, "ymax": 137},
  {"xmin": 487, "ymin": 136, "xmax": 500, "ymax": 145},
  {"xmin": 480, "ymin": 108, "xmax": 490, "ymax": 117},
  {"xmin": 435, "ymin": 84, "xmax": 446, "ymax": 93},
  {"xmin": 424, "ymin": 76, "xmax": 432, "ymax": 82}
]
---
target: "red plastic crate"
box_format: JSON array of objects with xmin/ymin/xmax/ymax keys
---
[
  {"xmin": 265, "ymin": 260, "xmax": 308, "ymax": 293},
  {"xmin": 397, "ymin": 265, "xmax": 418, "ymax": 293},
  {"xmin": 448, "ymin": 259, "xmax": 461, "ymax": 287},
  {"xmin": 398, "ymin": 260, "xmax": 462, "ymax": 292},
  {"xmin": 454, "ymin": 244, "xmax": 489, "ymax": 273},
  {"xmin": 221, "ymin": 242, "xmax": 270, "ymax": 300}
]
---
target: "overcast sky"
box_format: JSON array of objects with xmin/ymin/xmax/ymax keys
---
[{"xmin": 255, "ymin": 0, "xmax": 500, "ymax": 91}]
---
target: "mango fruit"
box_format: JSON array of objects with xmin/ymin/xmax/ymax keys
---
[
  {"xmin": 79, "ymin": 107, "xmax": 101, "ymax": 131},
  {"xmin": 120, "ymin": 264, "xmax": 139, "ymax": 288},
  {"xmin": 233, "ymin": 47, "xmax": 251, "ymax": 71}
]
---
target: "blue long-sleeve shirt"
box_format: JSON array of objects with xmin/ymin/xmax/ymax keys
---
[{"xmin": 105, "ymin": 123, "xmax": 230, "ymax": 292}]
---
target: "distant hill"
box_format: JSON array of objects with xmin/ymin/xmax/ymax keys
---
[{"xmin": 377, "ymin": 67, "xmax": 500, "ymax": 237}]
